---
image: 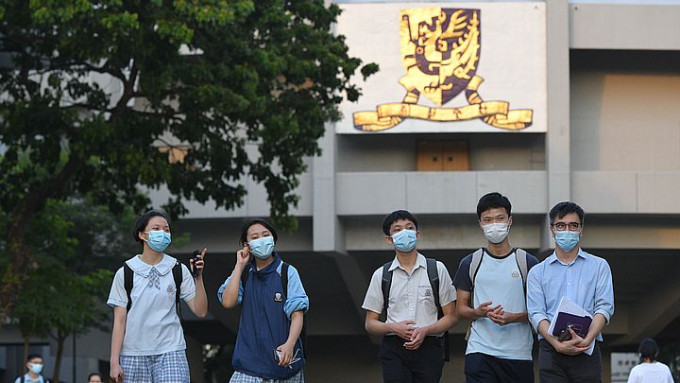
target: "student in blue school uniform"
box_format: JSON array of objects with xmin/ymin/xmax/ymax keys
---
[{"xmin": 219, "ymin": 218, "xmax": 309, "ymax": 383}]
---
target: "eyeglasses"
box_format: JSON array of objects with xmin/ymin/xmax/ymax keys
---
[{"xmin": 550, "ymin": 222, "xmax": 582, "ymax": 231}]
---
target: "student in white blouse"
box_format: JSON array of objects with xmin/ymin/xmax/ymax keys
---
[{"xmin": 627, "ymin": 338, "xmax": 674, "ymax": 383}]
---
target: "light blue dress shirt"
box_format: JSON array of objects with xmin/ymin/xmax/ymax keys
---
[{"xmin": 526, "ymin": 248, "xmax": 614, "ymax": 341}]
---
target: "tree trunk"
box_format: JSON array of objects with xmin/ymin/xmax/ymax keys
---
[
  {"xmin": 22, "ymin": 336, "xmax": 29, "ymax": 371},
  {"xmin": 52, "ymin": 331, "xmax": 65, "ymax": 383},
  {"xmin": 0, "ymin": 214, "xmax": 33, "ymax": 331}
]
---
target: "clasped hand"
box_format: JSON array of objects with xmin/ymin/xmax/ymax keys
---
[{"xmin": 387, "ymin": 320, "xmax": 429, "ymax": 351}]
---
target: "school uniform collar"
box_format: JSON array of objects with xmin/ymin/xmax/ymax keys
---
[
  {"xmin": 389, "ymin": 252, "xmax": 427, "ymax": 272},
  {"xmin": 249, "ymin": 252, "xmax": 281, "ymax": 275},
  {"xmin": 126, "ymin": 253, "xmax": 177, "ymax": 277}
]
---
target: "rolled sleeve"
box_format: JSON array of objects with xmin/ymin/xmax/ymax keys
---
[
  {"xmin": 217, "ymin": 276, "xmax": 243, "ymax": 305},
  {"xmin": 594, "ymin": 260, "xmax": 615, "ymax": 322},
  {"xmin": 283, "ymin": 265, "xmax": 309, "ymax": 318},
  {"xmin": 526, "ymin": 264, "xmax": 548, "ymax": 331}
]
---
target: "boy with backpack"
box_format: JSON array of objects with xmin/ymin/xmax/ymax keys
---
[
  {"xmin": 362, "ymin": 210, "xmax": 457, "ymax": 383},
  {"xmin": 453, "ymin": 192, "xmax": 539, "ymax": 383},
  {"xmin": 14, "ymin": 353, "xmax": 48, "ymax": 383}
]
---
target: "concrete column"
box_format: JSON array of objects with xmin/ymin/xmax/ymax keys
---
[
  {"xmin": 312, "ymin": 122, "xmax": 345, "ymax": 253},
  {"xmin": 543, "ymin": 0, "xmax": 571, "ymax": 251}
]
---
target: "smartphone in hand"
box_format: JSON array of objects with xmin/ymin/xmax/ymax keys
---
[{"xmin": 191, "ymin": 249, "xmax": 201, "ymax": 277}]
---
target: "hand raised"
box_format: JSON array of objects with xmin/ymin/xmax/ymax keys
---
[{"xmin": 236, "ymin": 246, "xmax": 251, "ymax": 266}]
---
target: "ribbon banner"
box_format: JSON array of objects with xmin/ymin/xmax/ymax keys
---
[{"xmin": 354, "ymin": 75, "xmax": 533, "ymax": 131}]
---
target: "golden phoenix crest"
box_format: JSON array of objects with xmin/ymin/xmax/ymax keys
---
[{"xmin": 353, "ymin": 8, "xmax": 533, "ymax": 131}]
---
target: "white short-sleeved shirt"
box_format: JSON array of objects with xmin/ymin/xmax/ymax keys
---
[
  {"xmin": 627, "ymin": 362, "xmax": 674, "ymax": 383},
  {"xmin": 362, "ymin": 253, "xmax": 456, "ymax": 336},
  {"xmin": 107, "ymin": 254, "xmax": 196, "ymax": 356}
]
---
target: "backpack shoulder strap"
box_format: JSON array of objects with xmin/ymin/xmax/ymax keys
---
[
  {"xmin": 466, "ymin": 248, "xmax": 485, "ymax": 311},
  {"xmin": 515, "ymin": 248, "xmax": 528, "ymax": 283},
  {"xmin": 515, "ymin": 248, "xmax": 529, "ymax": 294},
  {"xmin": 280, "ymin": 262, "xmax": 289, "ymax": 298},
  {"xmin": 425, "ymin": 258, "xmax": 442, "ymax": 316},
  {"xmin": 426, "ymin": 257, "xmax": 450, "ymax": 362},
  {"xmin": 381, "ymin": 261, "xmax": 393, "ymax": 318},
  {"xmin": 172, "ymin": 261, "xmax": 182, "ymax": 316},
  {"xmin": 123, "ymin": 263, "xmax": 133, "ymax": 311},
  {"xmin": 468, "ymin": 248, "xmax": 485, "ymax": 289}
]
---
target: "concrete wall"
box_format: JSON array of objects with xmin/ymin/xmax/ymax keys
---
[{"xmin": 571, "ymin": 72, "xmax": 680, "ymax": 172}]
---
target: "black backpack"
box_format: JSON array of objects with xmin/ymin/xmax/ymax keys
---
[
  {"xmin": 380, "ymin": 258, "xmax": 449, "ymax": 361},
  {"xmin": 123, "ymin": 261, "xmax": 183, "ymax": 317},
  {"xmin": 241, "ymin": 262, "xmax": 308, "ymax": 357}
]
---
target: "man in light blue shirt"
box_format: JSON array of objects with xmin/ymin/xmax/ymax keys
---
[{"xmin": 527, "ymin": 201, "xmax": 615, "ymax": 383}]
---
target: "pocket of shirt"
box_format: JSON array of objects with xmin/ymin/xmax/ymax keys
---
[
  {"xmin": 418, "ymin": 284, "xmax": 437, "ymax": 317},
  {"xmin": 418, "ymin": 284, "xmax": 435, "ymax": 303}
]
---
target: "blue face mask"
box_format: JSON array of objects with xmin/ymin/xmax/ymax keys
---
[
  {"xmin": 249, "ymin": 236, "xmax": 275, "ymax": 259},
  {"xmin": 554, "ymin": 230, "xmax": 580, "ymax": 252},
  {"xmin": 392, "ymin": 229, "xmax": 417, "ymax": 252},
  {"xmin": 29, "ymin": 363, "xmax": 43, "ymax": 374},
  {"xmin": 146, "ymin": 230, "xmax": 171, "ymax": 252}
]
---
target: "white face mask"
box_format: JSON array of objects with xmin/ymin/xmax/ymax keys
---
[{"xmin": 482, "ymin": 223, "xmax": 510, "ymax": 244}]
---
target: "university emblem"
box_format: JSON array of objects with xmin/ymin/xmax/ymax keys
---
[{"xmin": 353, "ymin": 8, "xmax": 533, "ymax": 131}]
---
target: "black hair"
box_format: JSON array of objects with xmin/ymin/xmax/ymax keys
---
[
  {"xmin": 382, "ymin": 210, "xmax": 418, "ymax": 235},
  {"xmin": 26, "ymin": 353, "xmax": 42, "ymax": 363},
  {"xmin": 549, "ymin": 201, "xmax": 585, "ymax": 225},
  {"xmin": 87, "ymin": 372, "xmax": 103, "ymax": 381},
  {"xmin": 638, "ymin": 338, "xmax": 659, "ymax": 363},
  {"xmin": 477, "ymin": 192, "xmax": 512, "ymax": 219},
  {"xmin": 240, "ymin": 218, "xmax": 278, "ymax": 245},
  {"xmin": 132, "ymin": 210, "xmax": 170, "ymax": 243}
]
